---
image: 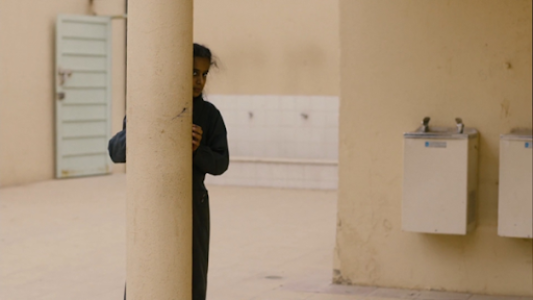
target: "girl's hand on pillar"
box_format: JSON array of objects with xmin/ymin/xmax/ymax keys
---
[{"xmin": 192, "ymin": 125, "xmax": 203, "ymax": 152}]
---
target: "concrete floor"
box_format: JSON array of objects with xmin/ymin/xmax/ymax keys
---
[{"xmin": 0, "ymin": 174, "xmax": 530, "ymax": 300}]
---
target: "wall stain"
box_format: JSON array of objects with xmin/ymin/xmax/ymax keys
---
[
  {"xmin": 172, "ymin": 107, "xmax": 188, "ymax": 120},
  {"xmin": 365, "ymin": 258, "xmax": 381, "ymax": 283},
  {"xmin": 504, "ymin": 61, "xmax": 512, "ymax": 70},
  {"xmin": 383, "ymin": 219, "xmax": 393, "ymax": 232},
  {"xmin": 333, "ymin": 269, "xmax": 352, "ymax": 285},
  {"xmin": 500, "ymin": 99, "xmax": 510, "ymax": 119}
]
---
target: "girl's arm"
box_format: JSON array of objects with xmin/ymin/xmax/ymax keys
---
[
  {"xmin": 193, "ymin": 112, "xmax": 229, "ymax": 175},
  {"xmin": 108, "ymin": 117, "xmax": 127, "ymax": 163}
]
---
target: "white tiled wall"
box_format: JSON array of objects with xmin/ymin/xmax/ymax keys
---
[{"xmin": 204, "ymin": 95, "xmax": 339, "ymax": 190}]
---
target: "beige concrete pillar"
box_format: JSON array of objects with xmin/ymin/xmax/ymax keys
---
[{"xmin": 126, "ymin": 1, "xmax": 193, "ymax": 299}]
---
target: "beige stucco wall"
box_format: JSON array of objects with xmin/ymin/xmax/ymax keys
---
[
  {"xmin": 336, "ymin": 0, "xmax": 532, "ymax": 296},
  {"xmin": 194, "ymin": 0, "xmax": 339, "ymax": 96},
  {"xmin": 0, "ymin": 0, "xmax": 126, "ymax": 186}
]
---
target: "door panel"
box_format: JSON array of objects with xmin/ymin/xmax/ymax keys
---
[
  {"xmin": 62, "ymin": 56, "xmax": 107, "ymax": 71},
  {"xmin": 61, "ymin": 104, "xmax": 107, "ymax": 121},
  {"xmin": 56, "ymin": 15, "xmax": 112, "ymax": 178},
  {"xmin": 62, "ymin": 121, "xmax": 107, "ymax": 138},
  {"xmin": 62, "ymin": 89, "xmax": 107, "ymax": 104},
  {"xmin": 63, "ymin": 72, "xmax": 107, "ymax": 88}
]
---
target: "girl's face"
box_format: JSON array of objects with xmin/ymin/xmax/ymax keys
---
[{"xmin": 193, "ymin": 57, "xmax": 210, "ymax": 97}]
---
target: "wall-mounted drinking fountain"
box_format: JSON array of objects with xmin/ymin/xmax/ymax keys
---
[{"xmin": 402, "ymin": 117, "xmax": 479, "ymax": 235}]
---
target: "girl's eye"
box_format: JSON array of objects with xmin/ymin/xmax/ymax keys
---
[
  {"xmin": 193, "ymin": 71, "xmax": 198, "ymax": 76},
  {"xmin": 203, "ymin": 73, "xmax": 208, "ymax": 78}
]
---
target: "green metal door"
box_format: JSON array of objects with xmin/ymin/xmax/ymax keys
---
[{"xmin": 55, "ymin": 15, "xmax": 113, "ymax": 178}]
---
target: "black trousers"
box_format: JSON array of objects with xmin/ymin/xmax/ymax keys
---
[{"xmin": 124, "ymin": 195, "xmax": 210, "ymax": 300}]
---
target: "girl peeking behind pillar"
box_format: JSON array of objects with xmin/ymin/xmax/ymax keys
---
[{"xmin": 108, "ymin": 43, "xmax": 229, "ymax": 300}]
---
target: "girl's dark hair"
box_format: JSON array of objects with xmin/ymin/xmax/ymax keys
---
[{"xmin": 194, "ymin": 43, "xmax": 218, "ymax": 67}]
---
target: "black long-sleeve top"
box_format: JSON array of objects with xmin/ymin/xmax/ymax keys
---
[{"xmin": 108, "ymin": 95, "xmax": 230, "ymax": 200}]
